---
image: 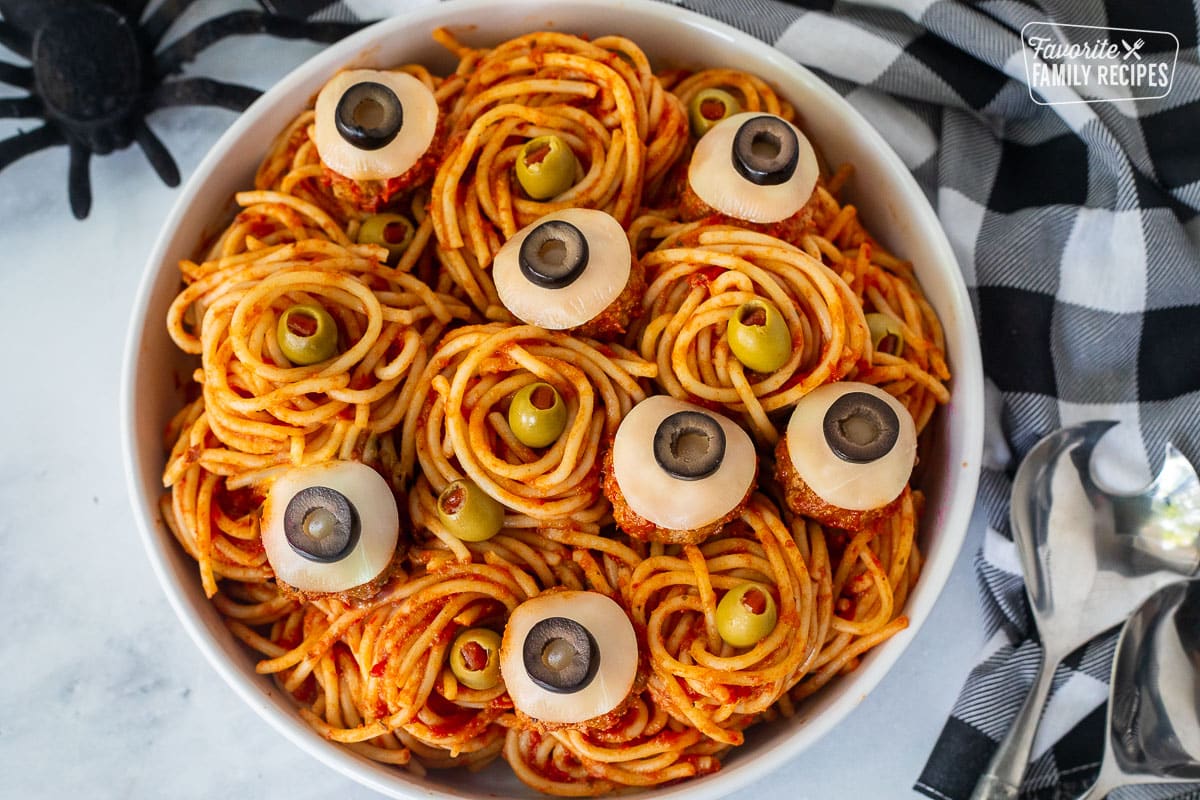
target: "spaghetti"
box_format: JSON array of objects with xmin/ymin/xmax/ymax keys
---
[
  {"xmin": 429, "ymin": 30, "xmax": 688, "ymax": 315},
  {"xmin": 404, "ymin": 323, "xmax": 656, "ymax": 523},
  {"xmin": 631, "ymin": 222, "xmax": 871, "ymax": 443},
  {"xmin": 159, "ymin": 28, "xmax": 950, "ymax": 796}
]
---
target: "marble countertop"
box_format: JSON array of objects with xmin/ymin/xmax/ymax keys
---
[{"xmin": 0, "ymin": 7, "xmax": 987, "ymax": 798}]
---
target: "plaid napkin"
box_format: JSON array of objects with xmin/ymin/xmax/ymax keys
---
[
  {"xmin": 660, "ymin": 2, "xmax": 1200, "ymax": 798},
  {"xmin": 244, "ymin": 0, "xmax": 1200, "ymax": 796}
]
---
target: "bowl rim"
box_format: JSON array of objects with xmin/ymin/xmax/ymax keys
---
[{"xmin": 120, "ymin": 1, "xmax": 985, "ymax": 797}]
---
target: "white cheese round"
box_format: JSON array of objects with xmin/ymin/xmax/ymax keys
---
[
  {"xmin": 611, "ymin": 396, "xmax": 756, "ymax": 531},
  {"xmin": 687, "ymin": 111, "xmax": 818, "ymax": 223},
  {"xmin": 784, "ymin": 382, "xmax": 916, "ymax": 511},
  {"xmin": 261, "ymin": 461, "xmax": 399, "ymax": 593},
  {"xmin": 499, "ymin": 591, "xmax": 638, "ymax": 725},
  {"xmin": 493, "ymin": 208, "xmax": 631, "ymax": 330},
  {"xmin": 313, "ymin": 69, "xmax": 438, "ymax": 182}
]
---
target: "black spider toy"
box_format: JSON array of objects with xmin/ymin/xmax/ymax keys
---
[{"xmin": 0, "ymin": 0, "xmax": 363, "ymax": 219}]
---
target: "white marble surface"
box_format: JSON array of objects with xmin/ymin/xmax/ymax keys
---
[{"xmin": 0, "ymin": 7, "xmax": 987, "ymax": 798}]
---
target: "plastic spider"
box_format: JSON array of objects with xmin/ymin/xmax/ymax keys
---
[{"xmin": 0, "ymin": 0, "xmax": 363, "ymax": 219}]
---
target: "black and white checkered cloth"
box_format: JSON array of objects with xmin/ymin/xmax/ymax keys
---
[
  {"xmin": 232, "ymin": 1, "xmax": 1200, "ymax": 796},
  {"xmin": 661, "ymin": 2, "xmax": 1200, "ymax": 798}
]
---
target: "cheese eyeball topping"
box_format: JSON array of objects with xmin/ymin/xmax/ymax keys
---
[
  {"xmin": 499, "ymin": 591, "xmax": 637, "ymax": 725},
  {"xmin": 313, "ymin": 69, "xmax": 438, "ymax": 182},
  {"xmin": 687, "ymin": 111, "xmax": 818, "ymax": 223},
  {"xmin": 261, "ymin": 461, "xmax": 400, "ymax": 593},
  {"xmin": 493, "ymin": 209, "xmax": 631, "ymax": 330},
  {"xmin": 784, "ymin": 382, "xmax": 917, "ymax": 511},
  {"xmin": 611, "ymin": 396, "xmax": 756, "ymax": 531}
]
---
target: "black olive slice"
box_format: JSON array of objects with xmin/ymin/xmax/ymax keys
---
[
  {"xmin": 653, "ymin": 410, "xmax": 727, "ymax": 481},
  {"xmin": 518, "ymin": 220, "xmax": 589, "ymax": 289},
  {"xmin": 522, "ymin": 617, "xmax": 600, "ymax": 693},
  {"xmin": 335, "ymin": 82, "xmax": 403, "ymax": 151},
  {"xmin": 731, "ymin": 115, "xmax": 799, "ymax": 187},
  {"xmin": 822, "ymin": 391, "xmax": 901, "ymax": 464},
  {"xmin": 283, "ymin": 485, "xmax": 360, "ymax": 562}
]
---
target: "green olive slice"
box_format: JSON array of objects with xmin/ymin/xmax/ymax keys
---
[
  {"xmin": 515, "ymin": 135, "xmax": 578, "ymax": 200},
  {"xmin": 277, "ymin": 303, "xmax": 338, "ymax": 366},
  {"xmin": 866, "ymin": 312, "xmax": 905, "ymax": 357},
  {"xmin": 716, "ymin": 582, "xmax": 777, "ymax": 648},
  {"xmin": 508, "ymin": 382, "xmax": 568, "ymax": 448},
  {"xmin": 688, "ymin": 88, "xmax": 741, "ymax": 137},
  {"xmin": 357, "ymin": 213, "xmax": 414, "ymax": 265},
  {"xmin": 726, "ymin": 299, "xmax": 791, "ymax": 373},
  {"xmin": 449, "ymin": 628, "xmax": 502, "ymax": 690},
  {"xmin": 436, "ymin": 479, "xmax": 504, "ymax": 542}
]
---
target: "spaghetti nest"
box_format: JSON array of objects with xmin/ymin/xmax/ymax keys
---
[
  {"xmin": 649, "ymin": 67, "xmax": 795, "ymax": 210},
  {"xmin": 632, "ymin": 222, "xmax": 869, "ymax": 443},
  {"xmin": 430, "ymin": 30, "xmax": 688, "ymax": 312},
  {"xmin": 219, "ymin": 560, "xmax": 532, "ymax": 770},
  {"xmin": 166, "ymin": 194, "xmax": 471, "ymax": 470},
  {"xmin": 161, "ymin": 190, "xmax": 469, "ymax": 596},
  {"xmin": 404, "ymin": 323, "xmax": 656, "ymax": 523},
  {"xmin": 504, "ymin": 690, "xmax": 725, "ymax": 795},
  {"xmin": 629, "ymin": 493, "xmax": 918, "ymax": 748},
  {"xmin": 158, "ymin": 28, "xmax": 953, "ymax": 798},
  {"xmin": 630, "ymin": 164, "xmax": 952, "ymax": 441},
  {"xmin": 255, "ymin": 64, "xmax": 458, "ymax": 223}
]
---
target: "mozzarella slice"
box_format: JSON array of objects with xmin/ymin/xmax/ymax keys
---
[
  {"xmin": 687, "ymin": 111, "xmax": 818, "ymax": 223},
  {"xmin": 261, "ymin": 461, "xmax": 399, "ymax": 593},
  {"xmin": 611, "ymin": 396, "xmax": 756, "ymax": 531},
  {"xmin": 493, "ymin": 209, "xmax": 631, "ymax": 330},
  {"xmin": 500, "ymin": 591, "xmax": 638, "ymax": 725},
  {"xmin": 313, "ymin": 69, "xmax": 438, "ymax": 182},
  {"xmin": 784, "ymin": 382, "xmax": 916, "ymax": 511}
]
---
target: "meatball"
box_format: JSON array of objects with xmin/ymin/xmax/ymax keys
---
[
  {"xmin": 602, "ymin": 448, "xmax": 755, "ymax": 545},
  {"xmin": 678, "ymin": 179, "xmax": 818, "ymax": 248},
  {"xmin": 773, "ymin": 436, "xmax": 900, "ymax": 531}
]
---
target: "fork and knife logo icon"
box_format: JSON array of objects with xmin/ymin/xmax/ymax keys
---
[{"xmin": 1121, "ymin": 38, "xmax": 1145, "ymax": 60}]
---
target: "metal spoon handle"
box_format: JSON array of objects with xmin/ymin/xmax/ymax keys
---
[
  {"xmin": 1070, "ymin": 762, "xmax": 1127, "ymax": 800},
  {"xmin": 1071, "ymin": 782, "xmax": 1106, "ymax": 800},
  {"xmin": 969, "ymin": 651, "xmax": 1061, "ymax": 800}
]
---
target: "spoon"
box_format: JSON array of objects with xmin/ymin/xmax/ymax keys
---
[
  {"xmin": 971, "ymin": 421, "xmax": 1200, "ymax": 800},
  {"xmin": 1075, "ymin": 578, "xmax": 1200, "ymax": 799}
]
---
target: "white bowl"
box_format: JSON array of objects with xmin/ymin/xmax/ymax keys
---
[{"xmin": 121, "ymin": 1, "xmax": 984, "ymax": 797}]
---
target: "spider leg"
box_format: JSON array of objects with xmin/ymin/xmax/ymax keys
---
[
  {"xmin": 0, "ymin": 61, "xmax": 32, "ymax": 90},
  {"xmin": 68, "ymin": 142, "xmax": 92, "ymax": 220},
  {"xmin": 150, "ymin": 77, "xmax": 260, "ymax": 113},
  {"xmin": 134, "ymin": 121, "xmax": 180, "ymax": 188},
  {"xmin": 154, "ymin": 10, "xmax": 363, "ymax": 76},
  {"xmin": 0, "ymin": 96, "xmax": 39, "ymax": 118},
  {"xmin": 0, "ymin": 20, "xmax": 33, "ymax": 59},
  {"xmin": 143, "ymin": 0, "xmax": 204, "ymax": 47},
  {"xmin": 0, "ymin": 124, "xmax": 64, "ymax": 172}
]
